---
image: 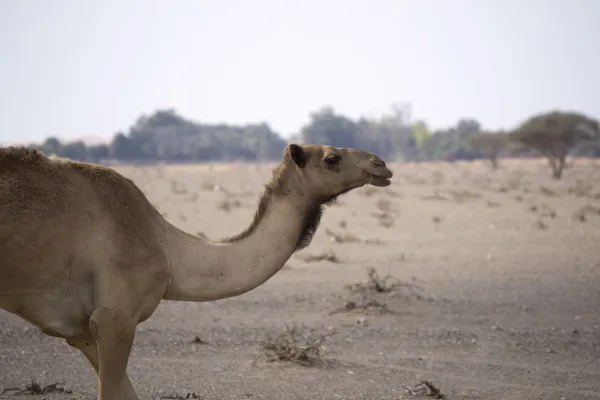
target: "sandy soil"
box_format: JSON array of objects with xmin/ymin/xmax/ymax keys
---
[{"xmin": 2, "ymin": 158, "xmax": 600, "ymax": 400}]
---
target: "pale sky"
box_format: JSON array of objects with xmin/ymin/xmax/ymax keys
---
[{"xmin": 1, "ymin": 0, "xmax": 598, "ymax": 144}]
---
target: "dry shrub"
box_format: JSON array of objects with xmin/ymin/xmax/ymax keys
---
[
  {"xmin": 486, "ymin": 200, "xmax": 500, "ymax": 208},
  {"xmin": 358, "ymin": 186, "xmax": 378, "ymax": 197},
  {"xmin": 332, "ymin": 268, "xmax": 431, "ymax": 315},
  {"xmin": 432, "ymin": 171, "xmax": 446, "ymax": 185},
  {"xmin": 384, "ymin": 188, "xmax": 402, "ymax": 198},
  {"xmin": 346, "ymin": 268, "xmax": 430, "ymax": 299},
  {"xmin": 372, "ymin": 211, "xmax": 395, "ymax": 228},
  {"xmin": 403, "ymin": 380, "xmax": 446, "ymax": 398},
  {"xmin": 447, "ymin": 189, "xmax": 482, "ymax": 204},
  {"xmin": 217, "ymin": 198, "xmax": 243, "ymax": 212},
  {"xmin": 534, "ymin": 219, "xmax": 548, "ymax": 230},
  {"xmin": 297, "ymin": 250, "xmax": 339, "ymax": 263},
  {"xmin": 338, "ymin": 219, "xmax": 347, "ymax": 228},
  {"xmin": 567, "ymin": 180, "xmax": 593, "ymax": 197},
  {"xmin": 376, "ymin": 198, "xmax": 394, "ymax": 212},
  {"xmin": 421, "ymin": 190, "xmax": 448, "ymax": 201},
  {"xmin": 371, "ymin": 198, "xmax": 398, "ymax": 228},
  {"xmin": 529, "ymin": 203, "xmax": 556, "ymax": 219},
  {"xmin": 160, "ymin": 392, "xmax": 203, "ymax": 399},
  {"xmin": 405, "ymin": 175, "xmax": 427, "ymax": 185},
  {"xmin": 573, "ymin": 204, "xmax": 600, "ymax": 222},
  {"xmin": 191, "ymin": 336, "xmax": 209, "ymax": 345},
  {"xmin": 431, "ymin": 216, "xmax": 443, "ymax": 224},
  {"xmin": 1, "ymin": 380, "xmax": 72, "ymax": 396},
  {"xmin": 261, "ymin": 323, "xmax": 336, "ymax": 366},
  {"xmin": 201, "ymin": 181, "xmax": 216, "ymax": 191},
  {"xmin": 505, "ymin": 177, "xmax": 523, "ymax": 191},
  {"xmin": 539, "ymin": 186, "xmax": 558, "ymax": 197},
  {"xmin": 202, "ymin": 181, "xmax": 232, "ymax": 195},
  {"xmin": 324, "ymin": 228, "xmax": 382, "ymax": 245},
  {"xmin": 170, "ymin": 179, "xmax": 188, "ymax": 194}
]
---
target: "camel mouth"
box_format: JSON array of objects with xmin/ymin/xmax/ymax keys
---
[{"xmin": 367, "ymin": 173, "xmax": 392, "ymax": 187}]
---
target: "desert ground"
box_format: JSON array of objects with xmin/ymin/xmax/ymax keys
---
[{"xmin": 1, "ymin": 158, "xmax": 600, "ymax": 400}]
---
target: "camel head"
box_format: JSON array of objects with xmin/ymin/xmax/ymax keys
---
[{"xmin": 280, "ymin": 143, "xmax": 394, "ymax": 202}]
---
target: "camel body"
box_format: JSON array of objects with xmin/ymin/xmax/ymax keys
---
[{"xmin": 0, "ymin": 144, "xmax": 393, "ymax": 400}]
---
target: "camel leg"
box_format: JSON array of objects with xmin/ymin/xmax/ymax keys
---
[
  {"xmin": 66, "ymin": 330, "xmax": 139, "ymax": 400},
  {"xmin": 89, "ymin": 307, "xmax": 137, "ymax": 400}
]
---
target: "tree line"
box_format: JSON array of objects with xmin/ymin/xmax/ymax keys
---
[{"xmin": 23, "ymin": 106, "xmax": 600, "ymax": 179}]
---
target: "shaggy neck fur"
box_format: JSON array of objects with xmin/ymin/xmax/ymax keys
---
[{"xmin": 162, "ymin": 160, "xmax": 331, "ymax": 302}]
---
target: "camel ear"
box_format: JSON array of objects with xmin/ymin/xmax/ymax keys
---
[{"xmin": 288, "ymin": 144, "xmax": 307, "ymax": 168}]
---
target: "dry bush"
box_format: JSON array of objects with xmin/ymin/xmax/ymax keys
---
[
  {"xmin": 446, "ymin": 189, "xmax": 482, "ymax": 204},
  {"xmin": 402, "ymin": 380, "xmax": 446, "ymax": 398},
  {"xmin": 421, "ymin": 190, "xmax": 448, "ymax": 201},
  {"xmin": 573, "ymin": 204, "xmax": 600, "ymax": 222},
  {"xmin": 384, "ymin": 188, "xmax": 402, "ymax": 198},
  {"xmin": 371, "ymin": 211, "xmax": 395, "ymax": 228},
  {"xmin": 1, "ymin": 380, "xmax": 72, "ymax": 396},
  {"xmin": 217, "ymin": 198, "xmax": 243, "ymax": 212},
  {"xmin": 201, "ymin": 181, "xmax": 216, "ymax": 191},
  {"xmin": 431, "ymin": 171, "xmax": 446, "ymax": 185},
  {"xmin": 297, "ymin": 250, "xmax": 339, "ymax": 263},
  {"xmin": 539, "ymin": 186, "xmax": 558, "ymax": 197},
  {"xmin": 431, "ymin": 216, "xmax": 443, "ymax": 225},
  {"xmin": 376, "ymin": 198, "xmax": 393, "ymax": 212},
  {"xmin": 160, "ymin": 392, "xmax": 203, "ymax": 399},
  {"xmin": 331, "ymin": 268, "xmax": 431, "ymax": 315},
  {"xmin": 358, "ymin": 186, "xmax": 378, "ymax": 197},
  {"xmin": 338, "ymin": 219, "xmax": 347, "ymax": 228},
  {"xmin": 404, "ymin": 175, "xmax": 427, "ymax": 185},
  {"xmin": 371, "ymin": 198, "xmax": 398, "ymax": 228},
  {"xmin": 534, "ymin": 219, "xmax": 548, "ymax": 230},
  {"xmin": 191, "ymin": 336, "xmax": 209, "ymax": 345},
  {"xmin": 529, "ymin": 203, "xmax": 556, "ymax": 219},
  {"xmin": 324, "ymin": 228, "xmax": 382, "ymax": 245},
  {"xmin": 260, "ymin": 323, "xmax": 336, "ymax": 366},
  {"xmin": 567, "ymin": 180, "xmax": 594, "ymax": 197},
  {"xmin": 486, "ymin": 200, "xmax": 500, "ymax": 208},
  {"xmin": 201, "ymin": 181, "xmax": 232, "ymax": 195},
  {"xmin": 346, "ymin": 268, "xmax": 430, "ymax": 299},
  {"xmin": 169, "ymin": 179, "xmax": 188, "ymax": 194}
]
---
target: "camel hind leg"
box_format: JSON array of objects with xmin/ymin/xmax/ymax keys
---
[{"xmin": 66, "ymin": 330, "xmax": 139, "ymax": 400}]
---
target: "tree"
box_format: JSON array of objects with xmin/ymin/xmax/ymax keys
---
[
  {"xmin": 300, "ymin": 106, "xmax": 361, "ymax": 149},
  {"xmin": 468, "ymin": 131, "xmax": 509, "ymax": 170},
  {"xmin": 510, "ymin": 111, "xmax": 599, "ymax": 179}
]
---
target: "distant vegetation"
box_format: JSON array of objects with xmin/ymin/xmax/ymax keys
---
[{"xmin": 20, "ymin": 107, "xmax": 600, "ymax": 179}]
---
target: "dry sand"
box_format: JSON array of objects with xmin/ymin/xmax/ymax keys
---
[{"xmin": 1, "ymin": 158, "xmax": 600, "ymax": 400}]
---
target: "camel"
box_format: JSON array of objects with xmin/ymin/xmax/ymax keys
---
[{"xmin": 0, "ymin": 143, "xmax": 393, "ymax": 400}]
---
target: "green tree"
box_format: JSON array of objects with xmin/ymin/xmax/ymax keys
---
[
  {"xmin": 468, "ymin": 131, "xmax": 509, "ymax": 170},
  {"xmin": 510, "ymin": 111, "xmax": 599, "ymax": 179}
]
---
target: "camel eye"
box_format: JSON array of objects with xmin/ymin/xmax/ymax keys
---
[{"xmin": 323, "ymin": 154, "xmax": 340, "ymax": 166}]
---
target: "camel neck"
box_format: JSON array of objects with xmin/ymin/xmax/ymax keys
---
[{"xmin": 161, "ymin": 194, "xmax": 313, "ymax": 302}]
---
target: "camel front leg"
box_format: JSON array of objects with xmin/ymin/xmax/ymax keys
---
[
  {"xmin": 67, "ymin": 330, "xmax": 139, "ymax": 400},
  {"xmin": 89, "ymin": 307, "xmax": 137, "ymax": 400}
]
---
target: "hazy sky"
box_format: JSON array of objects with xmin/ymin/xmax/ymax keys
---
[{"xmin": 1, "ymin": 0, "xmax": 598, "ymax": 144}]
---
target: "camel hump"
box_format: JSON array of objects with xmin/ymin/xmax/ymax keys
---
[{"xmin": 0, "ymin": 146, "xmax": 49, "ymax": 169}]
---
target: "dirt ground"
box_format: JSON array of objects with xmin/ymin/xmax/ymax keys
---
[{"xmin": 2, "ymin": 158, "xmax": 600, "ymax": 400}]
